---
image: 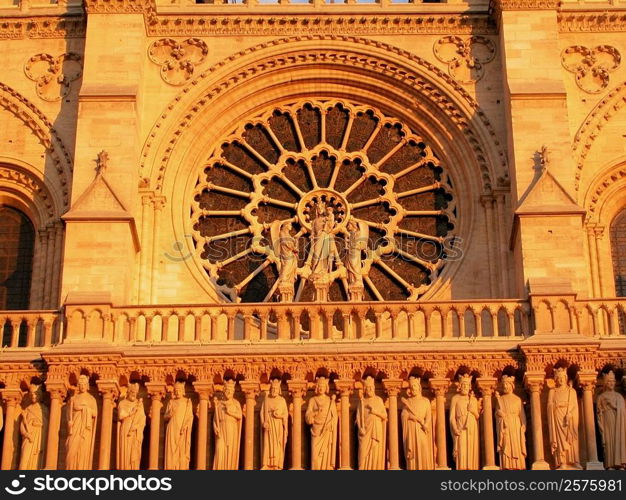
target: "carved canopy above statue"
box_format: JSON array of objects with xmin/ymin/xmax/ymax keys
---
[{"xmin": 191, "ymin": 100, "xmax": 456, "ymax": 303}]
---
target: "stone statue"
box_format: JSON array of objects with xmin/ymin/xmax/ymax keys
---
[
  {"xmin": 260, "ymin": 378, "xmax": 288, "ymax": 470},
  {"xmin": 449, "ymin": 374, "xmax": 480, "ymax": 470},
  {"xmin": 309, "ymin": 201, "xmax": 335, "ymax": 280},
  {"xmin": 19, "ymin": 384, "xmax": 48, "ymax": 470},
  {"xmin": 400, "ymin": 376, "xmax": 434, "ymax": 470},
  {"xmin": 345, "ymin": 218, "xmax": 366, "ymax": 300},
  {"xmin": 495, "ymin": 375, "xmax": 527, "ymax": 470},
  {"xmin": 213, "ymin": 380, "xmax": 243, "ymax": 470},
  {"xmin": 66, "ymin": 374, "xmax": 98, "ymax": 469},
  {"xmin": 305, "ymin": 376, "xmax": 338, "ymax": 470},
  {"xmin": 356, "ymin": 376, "xmax": 387, "ymax": 470},
  {"xmin": 547, "ymin": 367, "xmax": 581, "ymax": 469},
  {"xmin": 276, "ymin": 221, "xmax": 298, "ymax": 302},
  {"xmin": 116, "ymin": 383, "xmax": 146, "ymax": 470},
  {"xmin": 164, "ymin": 382, "xmax": 194, "ymax": 470},
  {"xmin": 596, "ymin": 371, "xmax": 626, "ymax": 469}
]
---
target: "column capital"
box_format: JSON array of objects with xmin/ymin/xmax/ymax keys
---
[
  {"xmin": 287, "ymin": 380, "xmax": 308, "ymax": 398},
  {"xmin": 524, "ymin": 374, "xmax": 545, "ymax": 392},
  {"xmin": 1, "ymin": 388, "xmax": 22, "ymax": 404},
  {"xmin": 476, "ymin": 377, "xmax": 498, "ymax": 395},
  {"xmin": 192, "ymin": 381, "xmax": 214, "ymax": 400},
  {"xmin": 429, "ymin": 378, "xmax": 450, "ymax": 396},
  {"xmin": 145, "ymin": 382, "xmax": 167, "ymax": 399},
  {"xmin": 45, "ymin": 381, "xmax": 67, "ymax": 399},
  {"xmin": 334, "ymin": 380, "xmax": 354, "ymax": 394},
  {"xmin": 382, "ymin": 379, "xmax": 403, "ymax": 396},
  {"xmin": 577, "ymin": 372, "xmax": 599, "ymax": 391},
  {"xmin": 96, "ymin": 380, "xmax": 119, "ymax": 398},
  {"xmin": 239, "ymin": 381, "xmax": 260, "ymax": 397}
]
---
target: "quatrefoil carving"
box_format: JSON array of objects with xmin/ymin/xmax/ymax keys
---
[
  {"xmin": 148, "ymin": 38, "xmax": 209, "ymax": 86},
  {"xmin": 433, "ymin": 36, "xmax": 496, "ymax": 84},
  {"xmin": 24, "ymin": 53, "xmax": 82, "ymax": 102},
  {"xmin": 561, "ymin": 45, "xmax": 621, "ymax": 94}
]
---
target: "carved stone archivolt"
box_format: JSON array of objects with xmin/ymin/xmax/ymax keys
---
[
  {"xmin": 561, "ymin": 45, "xmax": 621, "ymax": 94},
  {"xmin": 24, "ymin": 53, "xmax": 82, "ymax": 102},
  {"xmin": 147, "ymin": 38, "xmax": 208, "ymax": 86},
  {"xmin": 191, "ymin": 99, "xmax": 456, "ymax": 303},
  {"xmin": 140, "ymin": 36, "xmax": 507, "ymax": 197},
  {"xmin": 433, "ymin": 36, "xmax": 496, "ymax": 84}
]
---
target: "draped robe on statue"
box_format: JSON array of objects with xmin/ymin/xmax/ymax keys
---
[
  {"xmin": 260, "ymin": 395, "xmax": 288, "ymax": 469},
  {"xmin": 547, "ymin": 385, "xmax": 579, "ymax": 468},
  {"xmin": 597, "ymin": 390, "xmax": 626, "ymax": 469},
  {"xmin": 495, "ymin": 393, "xmax": 526, "ymax": 470},
  {"xmin": 401, "ymin": 396, "xmax": 434, "ymax": 470},
  {"xmin": 164, "ymin": 397, "xmax": 193, "ymax": 470},
  {"xmin": 449, "ymin": 394, "xmax": 480, "ymax": 470},
  {"xmin": 305, "ymin": 394, "xmax": 338, "ymax": 470},
  {"xmin": 65, "ymin": 393, "xmax": 98, "ymax": 469},
  {"xmin": 213, "ymin": 397, "xmax": 243, "ymax": 470},
  {"xmin": 117, "ymin": 399, "xmax": 146, "ymax": 470},
  {"xmin": 19, "ymin": 402, "xmax": 48, "ymax": 469},
  {"xmin": 356, "ymin": 395, "xmax": 387, "ymax": 470}
]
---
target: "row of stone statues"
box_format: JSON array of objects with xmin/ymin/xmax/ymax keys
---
[{"xmin": 4, "ymin": 370, "xmax": 626, "ymax": 470}]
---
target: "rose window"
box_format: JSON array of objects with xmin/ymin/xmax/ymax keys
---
[{"xmin": 191, "ymin": 100, "xmax": 456, "ymax": 303}]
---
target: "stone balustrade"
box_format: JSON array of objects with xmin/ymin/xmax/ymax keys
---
[{"xmin": 2, "ymin": 297, "xmax": 626, "ymax": 348}]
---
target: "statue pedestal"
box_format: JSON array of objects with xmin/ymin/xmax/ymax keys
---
[
  {"xmin": 348, "ymin": 284, "xmax": 364, "ymax": 302},
  {"xmin": 482, "ymin": 465, "xmax": 500, "ymax": 470},
  {"xmin": 586, "ymin": 461, "xmax": 605, "ymax": 470},
  {"xmin": 313, "ymin": 280, "xmax": 330, "ymax": 302},
  {"xmin": 531, "ymin": 460, "xmax": 551, "ymax": 470}
]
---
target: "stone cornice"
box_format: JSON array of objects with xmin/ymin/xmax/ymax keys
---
[
  {"xmin": 0, "ymin": 15, "xmax": 85, "ymax": 39},
  {"xmin": 558, "ymin": 11, "xmax": 626, "ymax": 32},
  {"xmin": 145, "ymin": 13, "xmax": 496, "ymax": 36},
  {"xmin": 492, "ymin": 0, "xmax": 560, "ymax": 11}
]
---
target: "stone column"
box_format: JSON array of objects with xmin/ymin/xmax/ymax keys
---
[
  {"xmin": 287, "ymin": 380, "xmax": 307, "ymax": 470},
  {"xmin": 193, "ymin": 382, "xmax": 213, "ymax": 470},
  {"xmin": 383, "ymin": 379, "xmax": 402, "ymax": 470},
  {"xmin": 429, "ymin": 378, "xmax": 450, "ymax": 470},
  {"xmin": 524, "ymin": 375, "xmax": 550, "ymax": 470},
  {"xmin": 240, "ymin": 381, "xmax": 259, "ymax": 470},
  {"xmin": 335, "ymin": 380, "xmax": 353, "ymax": 470},
  {"xmin": 45, "ymin": 384, "xmax": 66, "ymax": 470},
  {"xmin": 477, "ymin": 378, "xmax": 498, "ymax": 470},
  {"xmin": 146, "ymin": 383, "xmax": 166, "ymax": 470},
  {"xmin": 578, "ymin": 373, "xmax": 604, "ymax": 470},
  {"xmin": 96, "ymin": 380, "xmax": 119, "ymax": 470},
  {"xmin": 1, "ymin": 389, "xmax": 22, "ymax": 469}
]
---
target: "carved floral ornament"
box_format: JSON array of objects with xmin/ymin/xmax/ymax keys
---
[
  {"xmin": 433, "ymin": 36, "xmax": 496, "ymax": 84},
  {"xmin": 148, "ymin": 38, "xmax": 209, "ymax": 86},
  {"xmin": 561, "ymin": 45, "xmax": 621, "ymax": 94},
  {"xmin": 24, "ymin": 53, "xmax": 82, "ymax": 102},
  {"xmin": 190, "ymin": 99, "xmax": 457, "ymax": 305}
]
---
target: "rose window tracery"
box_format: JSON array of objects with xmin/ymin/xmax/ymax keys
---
[{"xmin": 190, "ymin": 100, "xmax": 456, "ymax": 303}]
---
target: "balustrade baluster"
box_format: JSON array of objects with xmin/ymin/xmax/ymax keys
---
[
  {"xmin": 161, "ymin": 313, "xmax": 170, "ymax": 341},
  {"xmin": 309, "ymin": 310, "xmax": 321, "ymax": 340},
  {"xmin": 374, "ymin": 311, "xmax": 384, "ymax": 339},
  {"xmin": 26, "ymin": 318, "xmax": 37, "ymax": 347},
  {"xmin": 475, "ymin": 310, "xmax": 483, "ymax": 337},
  {"xmin": 178, "ymin": 314, "xmax": 186, "ymax": 342},
  {"xmin": 243, "ymin": 313, "xmax": 252, "ymax": 341},
  {"xmin": 458, "ymin": 310, "xmax": 466, "ymax": 337},
  {"xmin": 10, "ymin": 318, "xmax": 20, "ymax": 347},
  {"xmin": 194, "ymin": 314, "xmax": 202, "ymax": 342},
  {"xmin": 259, "ymin": 312, "xmax": 268, "ymax": 340},
  {"xmin": 227, "ymin": 312, "xmax": 236, "ymax": 341}
]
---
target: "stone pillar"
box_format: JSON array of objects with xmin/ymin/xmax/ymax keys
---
[
  {"xmin": 146, "ymin": 383, "xmax": 165, "ymax": 470},
  {"xmin": 524, "ymin": 375, "xmax": 550, "ymax": 470},
  {"xmin": 335, "ymin": 380, "xmax": 353, "ymax": 470},
  {"xmin": 240, "ymin": 381, "xmax": 259, "ymax": 470},
  {"xmin": 193, "ymin": 382, "xmax": 213, "ymax": 470},
  {"xmin": 429, "ymin": 378, "xmax": 450, "ymax": 470},
  {"xmin": 1, "ymin": 389, "xmax": 21, "ymax": 469},
  {"xmin": 477, "ymin": 378, "xmax": 498, "ymax": 470},
  {"xmin": 45, "ymin": 384, "xmax": 66, "ymax": 470},
  {"xmin": 383, "ymin": 379, "xmax": 402, "ymax": 470},
  {"xmin": 287, "ymin": 380, "xmax": 307, "ymax": 470},
  {"xmin": 96, "ymin": 381, "xmax": 119, "ymax": 470},
  {"xmin": 578, "ymin": 373, "xmax": 604, "ymax": 470}
]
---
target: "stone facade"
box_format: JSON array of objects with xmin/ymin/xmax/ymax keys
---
[{"xmin": 0, "ymin": 0, "xmax": 625, "ymax": 471}]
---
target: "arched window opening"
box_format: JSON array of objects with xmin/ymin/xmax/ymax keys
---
[
  {"xmin": 610, "ymin": 208, "xmax": 626, "ymax": 335},
  {"xmin": 611, "ymin": 208, "xmax": 626, "ymax": 297},
  {"xmin": 0, "ymin": 206, "xmax": 35, "ymax": 310}
]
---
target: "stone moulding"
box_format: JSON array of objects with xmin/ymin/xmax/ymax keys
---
[
  {"xmin": 0, "ymin": 16, "xmax": 86, "ymax": 40},
  {"xmin": 558, "ymin": 12, "xmax": 626, "ymax": 33},
  {"xmin": 140, "ymin": 36, "xmax": 506, "ymax": 197}
]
